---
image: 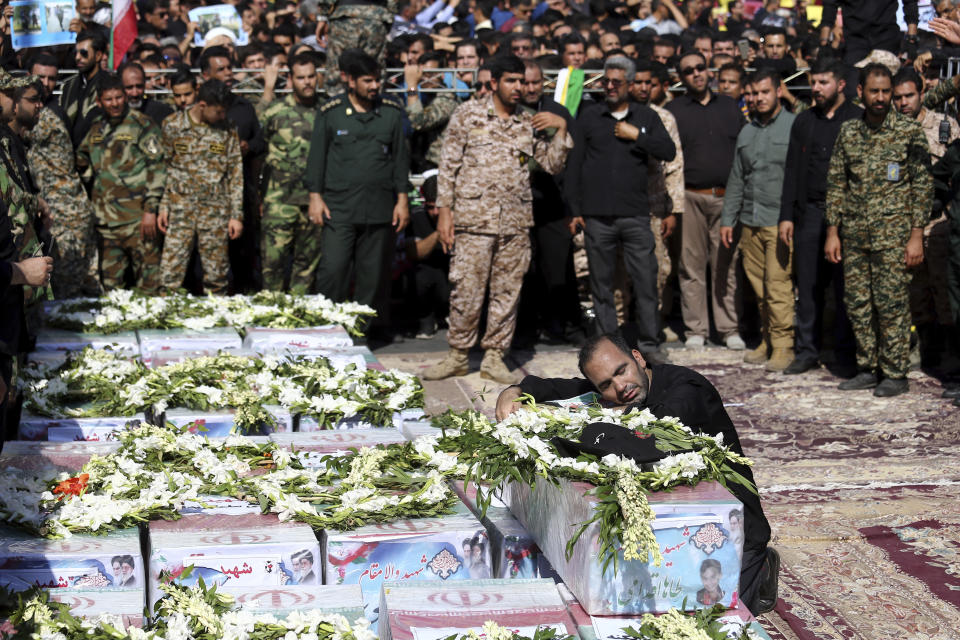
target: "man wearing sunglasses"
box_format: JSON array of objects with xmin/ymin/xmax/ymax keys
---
[
  {"xmin": 565, "ymin": 55, "xmax": 676, "ymax": 365},
  {"xmin": 666, "ymin": 51, "xmax": 746, "ymax": 351},
  {"xmin": 59, "ymin": 30, "xmax": 107, "ymax": 147}
]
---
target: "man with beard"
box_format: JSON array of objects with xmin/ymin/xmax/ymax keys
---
[
  {"xmin": 514, "ymin": 58, "xmax": 581, "ymax": 345},
  {"xmin": 25, "ymin": 54, "xmax": 99, "ymax": 298},
  {"xmin": 565, "ymin": 55, "xmax": 675, "ymax": 364},
  {"xmin": 778, "ymin": 58, "xmax": 861, "ymax": 376},
  {"xmin": 494, "ymin": 332, "xmax": 778, "ymax": 615},
  {"xmin": 119, "ymin": 62, "xmax": 174, "ymax": 127},
  {"xmin": 77, "ymin": 74, "xmax": 165, "ymax": 293},
  {"xmin": 59, "ymin": 31, "xmax": 107, "ymax": 146},
  {"xmin": 305, "ymin": 50, "xmax": 410, "ymax": 336},
  {"xmin": 720, "ymin": 68, "xmax": 796, "ymax": 371},
  {"xmin": 423, "ymin": 55, "xmax": 572, "ymax": 383},
  {"xmin": 824, "ymin": 63, "xmax": 932, "ymax": 397},
  {"xmin": 259, "ymin": 51, "xmax": 323, "ymax": 293}
]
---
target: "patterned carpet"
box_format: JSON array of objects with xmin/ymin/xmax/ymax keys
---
[{"xmin": 379, "ymin": 343, "xmax": 960, "ymax": 640}]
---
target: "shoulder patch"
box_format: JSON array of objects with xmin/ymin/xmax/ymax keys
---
[
  {"xmin": 380, "ymin": 99, "xmax": 402, "ymax": 110},
  {"xmin": 141, "ymin": 134, "xmax": 162, "ymax": 158},
  {"xmin": 320, "ymin": 97, "xmax": 343, "ymax": 113}
]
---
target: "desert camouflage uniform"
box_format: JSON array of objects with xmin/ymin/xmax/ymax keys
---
[
  {"xmin": 27, "ymin": 106, "xmax": 99, "ymax": 298},
  {"xmin": 907, "ymin": 101, "xmax": 960, "ymax": 329},
  {"xmin": 648, "ymin": 103, "xmax": 684, "ymax": 311},
  {"xmin": 437, "ymin": 96, "xmax": 573, "ymax": 351},
  {"xmin": 77, "ymin": 107, "xmax": 164, "ymax": 293},
  {"xmin": 826, "ymin": 109, "xmax": 933, "ymax": 379},
  {"xmin": 259, "ymin": 94, "xmax": 321, "ymax": 293},
  {"xmin": 159, "ymin": 110, "xmax": 243, "ymax": 295},
  {"xmin": 320, "ymin": 0, "xmax": 396, "ymax": 89},
  {"xmin": 407, "ymin": 92, "xmax": 458, "ymax": 168}
]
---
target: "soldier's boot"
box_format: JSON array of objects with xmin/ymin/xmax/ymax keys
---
[
  {"xmin": 480, "ymin": 349, "xmax": 519, "ymax": 385},
  {"xmin": 423, "ymin": 348, "xmax": 470, "ymax": 380},
  {"xmin": 744, "ymin": 342, "xmax": 769, "ymax": 365},
  {"xmin": 765, "ymin": 348, "xmax": 793, "ymax": 372}
]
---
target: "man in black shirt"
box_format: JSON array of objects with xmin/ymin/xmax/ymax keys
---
[
  {"xmin": 820, "ymin": 0, "xmax": 918, "ymax": 65},
  {"xmin": 566, "ymin": 55, "xmax": 675, "ymax": 364},
  {"xmin": 778, "ymin": 58, "xmax": 860, "ymax": 376},
  {"xmin": 406, "ymin": 175, "xmax": 449, "ymax": 338},
  {"xmin": 666, "ymin": 52, "xmax": 746, "ymax": 351},
  {"xmin": 495, "ymin": 332, "xmax": 777, "ymax": 615}
]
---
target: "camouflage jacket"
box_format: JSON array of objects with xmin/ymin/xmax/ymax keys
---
[
  {"xmin": 26, "ymin": 107, "xmax": 89, "ymax": 206},
  {"xmin": 437, "ymin": 95, "xmax": 574, "ymax": 234},
  {"xmin": 77, "ymin": 107, "xmax": 165, "ymax": 227},
  {"xmin": 648, "ymin": 103, "xmax": 684, "ymax": 217},
  {"xmin": 918, "ymin": 107, "xmax": 960, "ymax": 164},
  {"xmin": 160, "ymin": 109, "xmax": 243, "ymax": 221},
  {"xmin": 826, "ymin": 109, "xmax": 933, "ymax": 250},
  {"xmin": 260, "ymin": 94, "xmax": 316, "ymax": 207},
  {"xmin": 0, "ymin": 125, "xmax": 41, "ymax": 259}
]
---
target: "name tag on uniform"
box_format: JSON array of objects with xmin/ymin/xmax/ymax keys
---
[
  {"xmin": 469, "ymin": 128, "xmax": 488, "ymax": 137},
  {"xmin": 886, "ymin": 162, "xmax": 901, "ymax": 182},
  {"xmin": 209, "ymin": 142, "xmax": 226, "ymax": 155},
  {"xmin": 115, "ymin": 133, "xmax": 133, "ymax": 142},
  {"xmin": 89, "ymin": 134, "xmax": 104, "ymax": 144},
  {"xmin": 174, "ymin": 141, "xmax": 190, "ymax": 155}
]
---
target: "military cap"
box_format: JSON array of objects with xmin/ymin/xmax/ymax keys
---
[
  {"xmin": 0, "ymin": 69, "xmax": 40, "ymax": 91},
  {"xmin": 854, "ymin": 49, "xmax": 900, "ymax": 76}
]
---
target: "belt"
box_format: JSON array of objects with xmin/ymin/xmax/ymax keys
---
[{"xmin": 689, "ymin": 187, "xmax": 726, "ymax": 197}]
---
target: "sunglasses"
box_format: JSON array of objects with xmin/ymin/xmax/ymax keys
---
[
  {"xmin": 681, "ymin": 63, "xmax": 707, "ymax": 76},
  {"xmin": 472, "ymin": 81, "xmax": 492, "ymax": 91},
  {"xmin": 76, "ymin": 48, "xmax": 90, "ymax": 57},
  {"xmin": 602, "ymin": 78, "xmax": 626, "ymax": 88}
]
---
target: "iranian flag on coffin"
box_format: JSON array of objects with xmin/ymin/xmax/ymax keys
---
[{"xmin": 113, "ymin": 0, "xmax": 137, "ymax": 68}]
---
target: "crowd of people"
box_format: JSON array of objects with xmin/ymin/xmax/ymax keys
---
[{"xmin": 1, "ymin": 0, "xmax": 960, "ymax": 402}]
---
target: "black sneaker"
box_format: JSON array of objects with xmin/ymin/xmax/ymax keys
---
[
  {"xmin": 783, "ymin": 357, "xmax": 818, "ymax": 375},
  {"xmin": 874, "ymin": 378, "xmax": 909, "ymax": 397},
  {"xmin": 837, "ymin": 371, "xmax": 878, "ymax": 390},
  {"xmin": 754, "ymin": 547, "xmax": 781, "ymax": 615}
]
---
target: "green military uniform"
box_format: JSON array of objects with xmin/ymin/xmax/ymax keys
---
[
  {"xmin": 319, "ymin": 0, "xmax": 396, "ymax": 90},
  {"xmin": 159, "ymin": 109, "xmax": 243, "ymax": 295},
  {"xmin": 304, "ymin": 95, "xmax": 408, "ymax": 318},
  {"xmin": 76, "ymin": 107, "xmax": 164, "ymax": 293},
  {"xmin": 27, "ymin": 105, "xmax": 100, "ymax": 298},
  {"xmin": 259, "ymin": 94, "xmax": 322, "ymax": 293},
  {"xmin": 826, "ymin": 109, "xmax": 933, "ymax": 379}
]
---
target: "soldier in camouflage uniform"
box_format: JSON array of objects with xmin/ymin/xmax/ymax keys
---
[
  {"xmin": 320, "ymin": 0, "xmax": 396, "ymax": 91},
  {"xmin": 76, "ymin": 74, "xmax": 165, "ymax": 293},
  {"xmin": 424, "ymin": 56, "xmax": 573, "ymax": 384},
  {"xmin": 404, "ymin": 53, "xmax": 460, "ymax": 172},
  {"xmin": 259, "ymin": 52, "xmax": 322, "ymax": 293},
  {"xmin": 59, "ymin": 30, "xmax": 107, "ymax": 146},
  {"xmin": 158, "ymin": 80, "xmax": 243, "ymax": 295},
  {"xmin": 825, "ymin": 64, "xmax": 932, "ymax": 397},
  {"xmin": 26, "ymin": 56, "xmax": 99, "ymax": 299}
]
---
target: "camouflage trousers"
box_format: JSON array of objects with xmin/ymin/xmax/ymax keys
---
[
  {"xmin": 908, "ymin": 215, "xmax": 953, "ymax": 327},
  {"xmin": 447, "ymin": 231, "xmax": 531, "ymax": 351},
  {"xmin": 325, "ymin": 5, "xmax": 391, "ymax": 89},
  {"xmin": 97, "ymin": 223, "xmax": 161, "ymax": 293},
  {"xmin": 261, "ymin": 203, "xmax": 322, "ymax": 294},
  {"xmin": 159, "ymin": 207, "xmax": 230, "ymax": 295},
  {"xmin": 52, "ymin": 207, "xmax": 99, "ymax": 298},
  {"xmin": 844, "ymin": 244, "xmax": 911, "ymax": 379}
]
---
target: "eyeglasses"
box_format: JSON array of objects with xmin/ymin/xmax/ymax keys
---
[
  {"xmin": 680, "ymin": 63, "xmax": 707, "ymax": 76},
  {"xmin": 76, "ymin": 48, "xmax": 90, "ymax": 57},
  {"xmin": 602, "ymin": 78, "xmax": 625, "ymax": 88}
]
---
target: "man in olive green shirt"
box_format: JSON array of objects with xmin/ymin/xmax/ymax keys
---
[{"xmin": 305, "ymin": 49, "xmax": 409, "ymax": 333}]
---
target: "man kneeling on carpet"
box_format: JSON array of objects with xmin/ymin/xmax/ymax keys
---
[{"xmin": 495, "ymin": 332, "xmax": 780, "ymax": 615}]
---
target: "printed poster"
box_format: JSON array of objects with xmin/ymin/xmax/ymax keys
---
[
  {"xmin": 188, "ymin": 4, "xmax": 249, "ymax": 46},
  {"xmin": 10, "ymin": 0, "xmax": 77, "ymax": 50}
]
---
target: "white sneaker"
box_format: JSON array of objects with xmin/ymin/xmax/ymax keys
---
[
  {"xmin": 685, "ymin": 335, "xmax": 705, "ymax": 349},
  {"xmin": 726, "ymin": 334, "xmax": 746, "ymax": 350}
]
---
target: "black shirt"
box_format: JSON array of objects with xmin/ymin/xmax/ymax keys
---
[
  {"xmin": 779, "ymin": 99, "xmax": 863, "ymax": 223},
  {"xmin": 0, "ymin": 200, "xmax": 24, "ymax": 357},
  {"xmin": 665, "ymin": 91, "xmax": 744, "ymax": 190},
  {"xmin": 526, "ymin": 96, "xmax": 573, "ymax": 225},
  {"xmin": 409, "ymin": 207, "xmax": 448, "ymax": 271},
  {"xmin": 139, "ymin": 98, "xmax": 174, "ymax": 127},
  {"xmin": 821, "ymin": 0, "xmax": 917, "ymax": 62},
  {"xmin": 517, "ymin": 364, "xmax": 771, "ymax": 554},
  {"xmin": 565, "ymin": 99, "xmax": 675, "ymax": 218}
]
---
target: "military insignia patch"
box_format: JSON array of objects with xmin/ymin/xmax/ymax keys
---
[
  {"xmin": 209, "ymin": 142, "xmax": 226, "ymax": 154},
  {"xmin": 886, "ymin": 162, "xmax": 901, "ymax": 182},
  {"xmin": 143, "ymin": 136, "xmax": 161, "ymax": 157},
  {"xmin": 90, "ymin": 134, "xmax": 105, "ymax": 144},
  {"xmin": 115, "ymin": 133, "xmax": 134, "ymax": 142},
  {"xmin": 174, "ymin": 141, "xmax": 190, "ymax": 155}
]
